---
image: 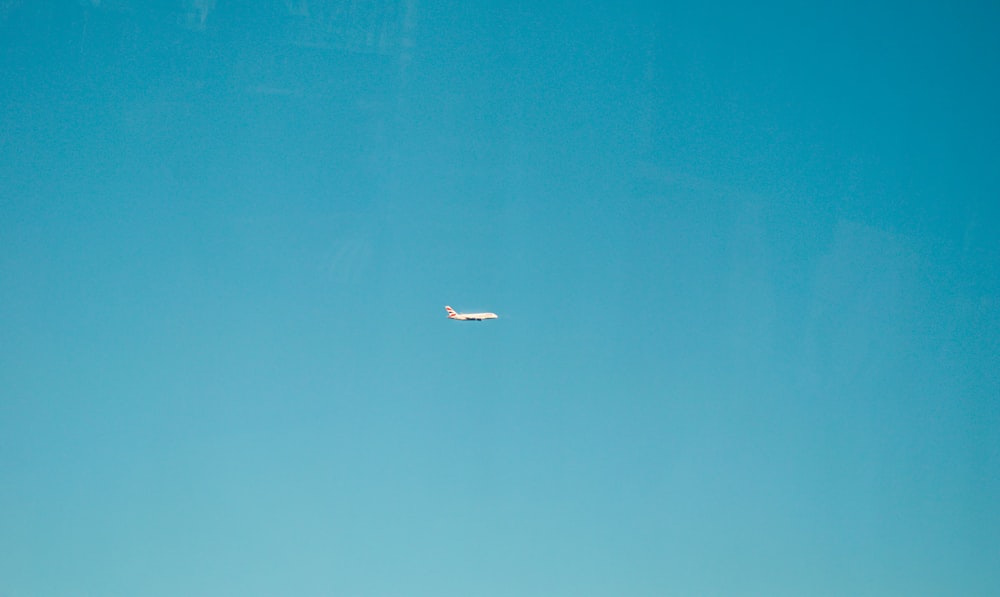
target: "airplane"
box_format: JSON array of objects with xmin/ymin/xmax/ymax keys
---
[{"xmin": 445, "ymin": 305, "xmax": 498, "ymax": 321}]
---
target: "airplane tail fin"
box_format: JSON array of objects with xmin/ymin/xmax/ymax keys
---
[{"xmin": 445, "ymin": 306, "xmax": 458, "ymax": 319}]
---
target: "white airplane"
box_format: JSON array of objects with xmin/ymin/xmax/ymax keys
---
[{"xmin": 445, "ymin": 305, "xmax": 498, "ymax": 321}]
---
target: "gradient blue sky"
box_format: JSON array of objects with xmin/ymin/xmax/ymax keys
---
[{"xmin": 2, "ymin": 2, "xmax": 998, "ymax": 595}]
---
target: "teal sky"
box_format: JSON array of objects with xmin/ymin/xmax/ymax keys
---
[{"xmin": 2, "ymin": 2, "xmax": 998, "ymax": 595}]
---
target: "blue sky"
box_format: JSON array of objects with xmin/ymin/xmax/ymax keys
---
[{"xmin": 1, "ymin": 1, "xmax": 998, "ymax": 595}]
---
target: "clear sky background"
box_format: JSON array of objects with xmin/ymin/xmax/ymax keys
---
[{"xmin": 1, "ymin": 1, "xmax": 998, "ymax": 596}]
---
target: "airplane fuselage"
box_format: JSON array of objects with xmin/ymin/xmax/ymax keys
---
[
  {"xmin": 451, "ymin": 313, "xmax": 497, "ymax": 321},
  {"xmin": 445, "ymin": 306, "xmax": 498, "ymax": 321}
]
